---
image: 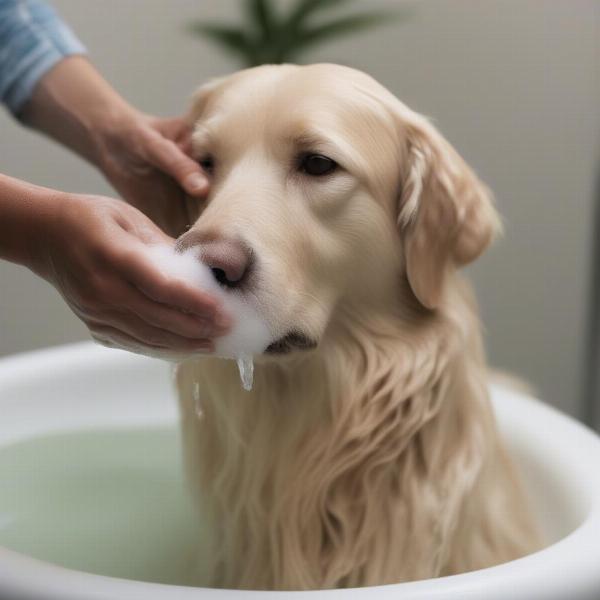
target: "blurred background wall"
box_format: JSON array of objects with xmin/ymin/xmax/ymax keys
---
[{"xmin": 0, "ymin": 0, "xmax": 598, "ymax": 418}]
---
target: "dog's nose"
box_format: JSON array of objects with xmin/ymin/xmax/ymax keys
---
[
  {"xmin": 201, "ymin": 239, "xmax": 252, "ymax": 288},
  {"xmin": 175, "ymin": 230, "xmax": 253, "ymax": 288}
]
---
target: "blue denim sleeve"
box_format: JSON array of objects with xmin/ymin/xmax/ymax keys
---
[{"xmin": 0, "ymin": 0, "xmax": 86, "ymax": 115}]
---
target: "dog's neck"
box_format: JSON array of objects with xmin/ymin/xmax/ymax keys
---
[{"xmin": 184, "ymin": 288, "xmax": 486, "ymax": 590}]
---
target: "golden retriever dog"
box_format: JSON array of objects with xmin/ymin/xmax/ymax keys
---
[{"xmin": 174, "ymin": 63, "xmax": 540, "ymax": 590}]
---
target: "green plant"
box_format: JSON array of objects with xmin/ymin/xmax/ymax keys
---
[{"xmin": 186, "ymin": 0, "xmax": 409, "ymax": 67}]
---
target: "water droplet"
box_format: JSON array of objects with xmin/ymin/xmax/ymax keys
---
[
  {"xmin": 236, "ymin": 354, "xmax": 254, "ymax": 391},
  {"xmin": 193, "ymin": 381, "xmax": 202, "ymax": 417}
]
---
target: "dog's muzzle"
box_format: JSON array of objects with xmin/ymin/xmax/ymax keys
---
[{"xmin": 265, "ymin": 331, "xmax": 317, "ymax": 354}]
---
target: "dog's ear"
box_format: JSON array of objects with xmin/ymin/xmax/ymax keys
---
[
  {"xmin": 186, "ymin": 76, "xmax": 228, "ymax": 125},
  {"xmin": 397, "ymin": 118, "xmax": 501, "ymax": 310}
]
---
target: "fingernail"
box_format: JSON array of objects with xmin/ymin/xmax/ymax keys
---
[{"xmin": 185, "ymin": 173, "xmax": 207, "ymax": 193}]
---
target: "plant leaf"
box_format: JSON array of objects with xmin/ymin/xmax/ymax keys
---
[
  {"xmin": 245, "ymin": 0, "xmax": 277, "ymax": 36},
  {"xmin": 187, "ymin": 23, "xmax": 248, "ymax": 51},
  {"xmin": 246, "ymin": 0, "xmax": 283, "ymax": 64},
  {"xmin": 186, "ymin": 22, "xmax": 260, "ymax": 65},
  {"xmin": 293, "ymin": 11, "xmax": 401, "ymax": 53},
  {"xmin": 285, "ymin": 0, "xmax": 355, "ymax": 30},
  {"xmin": 186, "ymin": 3, "xmax": 412, "ymax": 68}
]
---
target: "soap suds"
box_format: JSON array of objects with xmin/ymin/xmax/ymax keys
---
[{"xmin": 146, "ymin": 244, "xmax": 271, "ymax": 391}]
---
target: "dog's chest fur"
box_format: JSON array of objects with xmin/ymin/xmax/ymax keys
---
[{"xmin": 176, "ymin": 305, "xmax": 537, "ymax": 591}]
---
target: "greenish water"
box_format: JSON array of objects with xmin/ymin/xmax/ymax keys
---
[{"xmin": 0, "ymin": 427, "xmax": 203, "ymax": 585}]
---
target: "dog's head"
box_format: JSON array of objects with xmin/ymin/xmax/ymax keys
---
[{"xmin": 178, "ymin": 64, "xmax": 500, "ymax": 355}]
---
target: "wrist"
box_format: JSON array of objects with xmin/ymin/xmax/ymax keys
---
[
  {"xmin": 0, "ymin": 175, "xmax": 63, "ymax": 274},
  {"xmin": 89, "ymin": 107, "xmax": 145, "ymax": 173}
]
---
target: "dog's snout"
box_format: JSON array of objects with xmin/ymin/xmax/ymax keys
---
[
  {"xmin": 176, "ymin": 230, "xmax": 253, "ymax": 288},
  {"xmin": 176, "ymin": 229, "xmax": 253, "ymax": 288},
  {"xmin": 202, "ymin": 240, "xmax": 252, "ymax": 288}
]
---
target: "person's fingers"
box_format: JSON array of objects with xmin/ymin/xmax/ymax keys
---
[
  {"xmin": 177, "ymin": 132, "xmax": 193, "ymax": 156},
  {"xmin": 91, "ymin": 325, "xmax": 166, "ymax": 352},
  {"xmin": 114, "ymin": 246, "xmax": 228, "ymax": 323},
  {"xmin": 116, "ymin": 174, "xmax": 191, "ymax": 238},
  {"xmin": 121, "ymin": 282, "xmax": 230, "ymax": 338},
  {"xmin": 144, "ymin": 131, "xmax": 208, "ymax": 197},
  {"xmin": 110, "ymin": 200, "xmax": 176, "ymax": 246},
  {"xmin": 89, "ymin": 311, "xmax": 214, "ymax": 353},
  {"xmin": 152, "ymin": 116, "xmax": 191, "ymax": 147},
  {"xmin": 90, "ymin": 324, "xmax": 210, "ymax": 361},
  {"xmin": 170, "ymin": 122, "xmax": 194, "ymax": 156}
]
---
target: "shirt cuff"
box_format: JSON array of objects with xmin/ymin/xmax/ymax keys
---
[{"xmin": 1, "ymin": 2, "xmax": 86, "ymax": 115}]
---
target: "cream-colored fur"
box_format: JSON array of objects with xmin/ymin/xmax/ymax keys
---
[{"xmin": 175, "ymin": 64, "xmax": 540, "ymax": 590}]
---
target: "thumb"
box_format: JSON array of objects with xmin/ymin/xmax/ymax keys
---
[
  {"xmin": 145, "ymin": 133, "xmax": 209, "ymax": 198},
  {"xmin": 120, "ymin": 202, "xmax": 177, "ymax": 246}
]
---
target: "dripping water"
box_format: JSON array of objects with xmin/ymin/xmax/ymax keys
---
[
  {"xmin": 193, "ymin": 381, "xmax": 202, "ymax": 417},
  {"xmin": 236, "ymin": 354, "xmax": 254, "ymax": 391}
]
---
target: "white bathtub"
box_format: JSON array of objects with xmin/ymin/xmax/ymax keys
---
[{"xmin": 0, "ymin": 342, "xmax": 599, "ymax": 600}]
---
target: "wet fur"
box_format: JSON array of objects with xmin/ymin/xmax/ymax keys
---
[{"xmin": 175, "ymin": 64, "xmax": 540, "ymax": 590}]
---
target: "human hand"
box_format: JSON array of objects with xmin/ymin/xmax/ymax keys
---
[
  {"xmin": 22, "ymin": 57, "xmax": 207, "ymax": 237},
  {"xmin": 94, "ymin": 112, "xmax": 207, "ymax": 237},
  {"xmin": 30, "ymin": 192, "xmax": 230, "ymax": 359}
]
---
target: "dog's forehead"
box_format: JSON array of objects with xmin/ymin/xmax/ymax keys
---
[{"xmin": 200, "ymin": 65, "xmax": 399, "ymax": 147}]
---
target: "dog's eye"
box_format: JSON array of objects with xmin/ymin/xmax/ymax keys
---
[
  {"xmin": 299, "ymin": 154, "xmax": 337, "ymax": 177},
  {"xmin": 198, "ymin": 155, "xmax": 215, "ymax": 174}
]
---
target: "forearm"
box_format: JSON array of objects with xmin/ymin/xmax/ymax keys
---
[
  {"xmin": 0, "ymin": 173, "xmax": 59, "ymax": 272},
  {"xmin": 20, "ymin": 56, "xmax": 137, "ymax": 166}
]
